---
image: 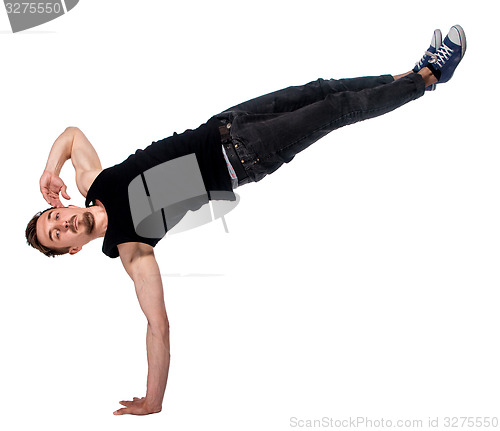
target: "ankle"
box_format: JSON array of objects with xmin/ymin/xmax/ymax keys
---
[
  {"xmin": 418, "ymin": 67, "xmax": 438, "ymax": 87},
  {"xmin": 393, "ymin": 71, "xmax": 413, "ymax": 81}
]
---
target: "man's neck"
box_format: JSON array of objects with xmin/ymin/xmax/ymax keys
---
[{"xmin": 90, "ymin": 200, "xmax": 108, "ymax": 238}]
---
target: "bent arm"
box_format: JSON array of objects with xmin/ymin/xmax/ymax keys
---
[
  {"xmin": 41, "ymin": 127, "xmax": 102, "ymax": 205},
  {"xmin": 118, "ymin": 243, "xmax": 171, "ymax": 413}
]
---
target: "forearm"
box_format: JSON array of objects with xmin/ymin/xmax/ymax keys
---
[
  {"xmin": 119, "ymin": 246, "xmax": 171, "ymax": 415},
  {"xmin": 145, "ymin": 322, "xmax": 171, "ymax": 411},
  {"xmin": 44, "ymin": 127, "xmax": 76, "ymax": 174}
]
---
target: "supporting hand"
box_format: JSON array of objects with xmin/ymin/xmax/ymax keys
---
[
  {"xmin": 40, "ymin": 170, "xmax": 71, "ymax": 208},
  {"xmin": 113, "ymin": 396, "xmax": 162, "ymax": 416}
]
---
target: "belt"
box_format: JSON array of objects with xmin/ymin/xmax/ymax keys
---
[{"xmin": 218, "ymin": 122, "xmax": 249, "ymax": 185}]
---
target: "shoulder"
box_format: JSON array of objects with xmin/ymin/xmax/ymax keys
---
[
  {"xmin": 118, "ymin": 242, "xmax": 154, "ymax": 258},
  {"xmin": 117, "ymin": 242, "xmax": 155, "ymax": 274}
]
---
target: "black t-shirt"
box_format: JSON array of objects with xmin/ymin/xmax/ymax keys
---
[{"xmin": 85, "ymin": 116, "xmax": 233, "ymax": 258}]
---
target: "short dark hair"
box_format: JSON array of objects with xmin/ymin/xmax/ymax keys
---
[{"xmin": 25, "ymin": 207, "xmax": 71, "ymax": 257}]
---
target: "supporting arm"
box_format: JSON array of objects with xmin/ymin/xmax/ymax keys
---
[{"xmin": 115, "ymin": 242, "xmax": 171, "ymax": 416}]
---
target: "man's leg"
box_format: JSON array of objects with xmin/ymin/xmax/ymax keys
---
[
  {"xmin": 217, "ymin": 26, "xmax": 446, "ymax": 119},
  {"xmin": 229, "ymin": 69, "xmax": 435, "ymax": 183},
  {"xmin": 220, "ymin": 25, "xmax": 465, "ymax": 184},
  {"xmin": 218, "ymin": 75, "xmax": 395, "ymax": 118}
]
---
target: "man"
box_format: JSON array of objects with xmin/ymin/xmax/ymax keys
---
[{"xmin": 25, "ymin": 26, "xmax": 466, "ymax": 415}]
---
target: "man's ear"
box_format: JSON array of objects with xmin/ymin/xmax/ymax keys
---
[{"xmin": 69, "ymin": 246, "xmax": 82, "ymax": 255}]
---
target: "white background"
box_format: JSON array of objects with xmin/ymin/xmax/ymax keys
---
[{"xmin": 1, "ymin": 0, "xmax": 499, "ymax": 430}]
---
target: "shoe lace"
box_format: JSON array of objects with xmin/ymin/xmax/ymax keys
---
[
  {"xmin": 416, "ymin": 50, "xmax": 434, "ymax": 68},
  {"xmin": 429, "ymin": 44, "xmax": 454, "ymax": 68}
]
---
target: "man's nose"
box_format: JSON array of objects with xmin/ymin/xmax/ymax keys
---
[{"xmin": 59, "ymin": 220, "xmax": 70, "ymax": 230}]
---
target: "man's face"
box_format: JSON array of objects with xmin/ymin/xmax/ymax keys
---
[{"xmin": 36, "ymin": 205, "xmax": 96, "ymax": 255}]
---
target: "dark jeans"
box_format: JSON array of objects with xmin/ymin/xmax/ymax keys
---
[{"xmin": 216, "ymin": 73, "xmax": 425, "ymax": 185}]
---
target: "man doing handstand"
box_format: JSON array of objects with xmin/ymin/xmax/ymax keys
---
[{"xmin": 25, "ymin": 26, "xmax": 466, "ymax": 415}]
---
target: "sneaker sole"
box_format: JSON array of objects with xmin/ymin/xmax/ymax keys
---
[
  {"xmin": 433, "ymin": 29, "xmax": 443, "ymax": 52},
  {"xmin": 426, "ymin": 30, "xmax": 442, "ymax": 91},
  {"xmin": 452, "ymin": 24, "xmax": 467, "ymax": 59}
]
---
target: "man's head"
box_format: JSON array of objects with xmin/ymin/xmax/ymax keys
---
[{"xmin": 26, "ymin": 205, "xmax": 97, "ymax": 257}]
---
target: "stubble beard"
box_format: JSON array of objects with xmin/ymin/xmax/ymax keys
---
[{"xmin": 83, "ymin": 211, "xmax": 95, "ymax": 234}]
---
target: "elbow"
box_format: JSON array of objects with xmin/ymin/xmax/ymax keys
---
[
  {"xmin": 63, "ymin": 127, "xmax": 81, "ymax": 144},
  {"xmin": 64, "ymin": 127, "xmax": 83, "ymax": 141}
]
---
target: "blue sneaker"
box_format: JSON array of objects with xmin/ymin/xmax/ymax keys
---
[
  {"xmin": 428, "ymin": 25, "xmax": 467, "ymax": 84},
  {"xmin": 413, "ymin": 29, "xmax": 442, "ymax": 91}
]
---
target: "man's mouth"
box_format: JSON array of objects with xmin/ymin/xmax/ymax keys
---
[{"xmin": 74, "ymin": 216, "xmax": 78, "ymax": 232}]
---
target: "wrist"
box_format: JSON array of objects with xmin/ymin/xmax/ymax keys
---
[
  {"xmin": 43, "ymin": 163, "xmax": 63, "ymax": 176},
  {"xmin": 144, "ymin": 397, "xmax": 162, "ymax": 413}
]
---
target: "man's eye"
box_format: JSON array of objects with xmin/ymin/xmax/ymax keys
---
[
  {"xmin": 56, "ymin": 213, "xmax": 59, "ymax": 220},
  {"xmin": 56, "ymin": 230, "xmax": 60, "ymax": 239}
]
